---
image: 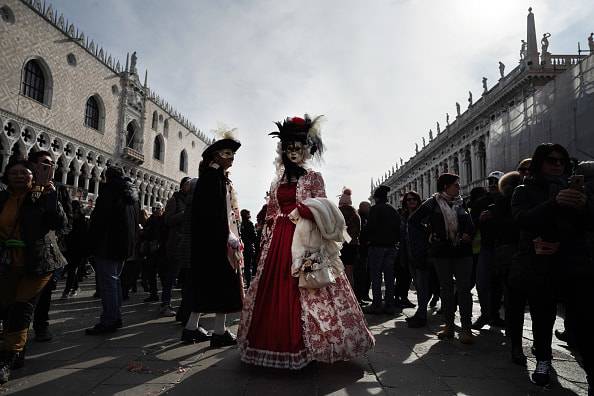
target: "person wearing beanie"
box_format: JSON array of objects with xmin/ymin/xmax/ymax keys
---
[
  {"xmin": 338, "ymin": 188, "xmax": 360, "ymax": 287},
  {"xmin": 364, "ymin": 185, "xmax": 401, "ymax": 315}
]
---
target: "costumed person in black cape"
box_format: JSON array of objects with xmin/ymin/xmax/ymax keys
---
[{"xmin": 181, "ymin": 129, "xmax": 244, "ymax": 347}]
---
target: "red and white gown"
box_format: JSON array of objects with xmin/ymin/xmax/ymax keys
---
[{"xmin": 238, "ymin": 170, "xmax": 374, "ymax": 369}]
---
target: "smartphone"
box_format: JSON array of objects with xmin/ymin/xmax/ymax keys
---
[
  {"xmin": 35, "ymin": 163, "xmax": 54, "ymax": 187},
  {"xmin": 569, "ymin": 174, "xmax": 584, "ymax": 191}
]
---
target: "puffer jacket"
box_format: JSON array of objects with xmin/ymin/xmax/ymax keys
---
[{"xmin": 0, "ymin": 189, "xmax": 68, "ymax": 275}]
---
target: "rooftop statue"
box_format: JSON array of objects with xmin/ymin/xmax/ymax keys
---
[
  {"xmin": 482, "ymin": 77, "xmax": 488, "ymax": 94},
  {"xmin": 422, "ymin": 137, "xmax": 426, "ymax": 147},
  {"xmin": 456, "ymin": 102, "xmax": 461, "ymax": 116},
  {"xmin": 429, "ymin": 129, "xmax": 433, "ymax": 140},
  {"xmin": 520, "ymin": 40, "xmax": 527, "ymax": 61},
  {"xmin": 468, "ymin": 91, "xmax": 473, "ymax": 107},
  {"xmin": 541, "ymin": 33, "xmax": 551, "ymax": 54},
  {"xmin": 415, "ymin": 143, "xmax": 419, "ymax": 154},
  {"xmin": 499, "ymin": 61, "xmax": 505, "ymax": 79},
  {"xmin": 446, "ymin": 113, "xmax": 450, "ymax": 125},
  {"xmin": 589, "ymin": 33, "xmax": 594, "ymax": 52},
  {"xmin": 130, "ymin": 51, "xmax": 138, "ymax": 75},
  {"xmin": 400, "ymin": 158, "xmax": 403, "ymax": 166},
  {"xmin": 436, "ymin": 121, "xmax": 441, "ymax": 134}
]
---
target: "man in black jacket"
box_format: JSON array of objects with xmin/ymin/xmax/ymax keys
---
[
  {"xmin": 364, "ymin": 186, "xmax": 401, "ymax": 315},
  {"xmin": 85, "ymin": 166, "xmax": 138, "ymax": 335}
]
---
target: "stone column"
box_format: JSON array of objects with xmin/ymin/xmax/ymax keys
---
[
  {"xmin": 72, "ymin": 171, "xmax": 81, "ymax": 189},
  {"xmin": 60, "ymin": 168, "xmax": 68, "ymax": 185},
  {"xmin": 83, "ymin": 174, "xmax": 90, "ymax": 191},
  {"xmin": 93, "ymin": 178, "xmax": 100, "ymax": 195}
]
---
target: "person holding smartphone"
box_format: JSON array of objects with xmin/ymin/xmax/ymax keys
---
[
  {"xmin": 511, "ymin": 143, "xmax": 592, "ymax": 390},
  {"xmin": 0, "ymin": 157, "xmax": 67, "ymax": 384}
]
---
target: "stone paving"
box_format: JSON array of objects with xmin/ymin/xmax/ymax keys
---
[{"xmin": 0, "ymin": 278, "xmax": 589, "ymax": 396}]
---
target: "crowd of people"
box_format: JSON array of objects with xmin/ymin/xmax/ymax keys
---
[{"xmin": 0, "ymin": 124, "xmax": 591, "ymax": 393}]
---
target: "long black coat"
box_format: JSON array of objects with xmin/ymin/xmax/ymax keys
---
[
  {"xmin": 88, "ymin": 177, "xmax": 139, "ymax": 261},
  {"xmin": 191, "ymin": 166, "xmax": 242, "ymax": 313}
]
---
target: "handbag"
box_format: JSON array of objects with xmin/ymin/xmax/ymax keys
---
[{"xmin": 298, "ymin": 254, "xmax": 336, "ymax": 289}]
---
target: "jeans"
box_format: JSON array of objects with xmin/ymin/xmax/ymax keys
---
[
  {"xmin": 433, "ymin": 256, "xmax": 474, "ymax": 329},
  {"xmin": 95, "ymin": 257, "xmax": 124, "ymax": 327},
  {"xmin": 368, "ymin": 246, "xmax": 397, "ymax": 307},
  {"xmin": 412, "ymin": 267, "xmax": 432, "ymax": 319}
]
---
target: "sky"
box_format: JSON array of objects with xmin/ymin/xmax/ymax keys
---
[{"xmin": 50, "ymin": 0, "xmax": 594, "ymax": 212}]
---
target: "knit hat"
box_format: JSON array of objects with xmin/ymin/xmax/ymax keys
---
[{"xmin": 338, "ymin": 188, "xmax": 352, "ymax": 207}]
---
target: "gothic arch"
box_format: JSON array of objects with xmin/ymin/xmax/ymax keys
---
[
  {"xmin": 153, "ymin": 134, "xmax": 165, "ymax": 161},
  {"xmin": 179, "ymin": 149, "xmax": 188, "ymax": 173},
  {"xmin": 21, "ymin": 57, "xmax": 53, "ymax": 107},
  {"xmin": 84, "ymin": 94, "xmax": 106, "ymax": 131},
  {"xmin": 126, "ymin": 120, "xmax": 140, "ymax": 149}
]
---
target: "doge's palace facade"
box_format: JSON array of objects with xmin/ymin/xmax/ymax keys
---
[
  {"xmin": 0, "ymin": 0, "xmax": 211, "ymax": 207},
  {"xmin": 373, "ymin": 9, "xmax": 593, "ymax": 206}
]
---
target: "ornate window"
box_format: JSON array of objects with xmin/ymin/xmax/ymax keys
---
[
  {"xmin": 22, "ymin": 60, "xmax": 45, "ymax": 103},
  {"xmin": 179, "ymin": 150, "xmax": 188, "ymax": 173},
  {"xmin": 0, "ymin": 6, "xmax": 15, "ymax": 24},
  {"xmin": 153, "ymin": 135, "xmax": 164, "ymax": 161},
  {"xmin": 84, "ymin": 96, "xmax": 100, "ymax": 129}
]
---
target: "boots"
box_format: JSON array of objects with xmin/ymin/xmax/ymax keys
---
[{"xmin": 0, "ymin": 351, "xmax": 17, "ymax": 384}]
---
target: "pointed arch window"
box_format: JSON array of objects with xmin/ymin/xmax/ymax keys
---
[
  {"xmin": 153, "ymin": 135, "xmax": 164, "ymax": 161},
  {"xmin": 85, "ymin": 96, "xmax": 100, "ymax": 129},
  {"xmin": 179, "ymin": 150, "xmax": 188, "ymax": 173},
  {"xmin": 163, "ymin": 119, "xmax": 169, "ymax": 138},
  {"xmin": 22, "ymin": 60, "xmax": 45, "ymax": 103},
  {"xmin": 126, "ymin": 122, "xmax": 136, "ymax": 148}
]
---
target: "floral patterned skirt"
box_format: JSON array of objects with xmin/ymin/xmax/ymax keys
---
[{"xmin": 238, "ymin": 217, "xmax": 375, "ymax": 369}]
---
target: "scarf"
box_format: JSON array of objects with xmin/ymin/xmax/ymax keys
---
[{"xmin": 434, "ymin": 192, "xmax": 463, "ymax": 245}]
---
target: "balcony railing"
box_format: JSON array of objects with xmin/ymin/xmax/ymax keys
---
[{"xmin": 122, "ymin": 147, "xmax": 144, "ymax": 164}]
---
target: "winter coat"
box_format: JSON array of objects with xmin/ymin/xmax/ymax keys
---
[
  {"xmin": 191, "ymin": 166, "xmax": 243, "ymax": 313},
  {"xmin": 88, "ymin": 177, "xmax": 139, "ymax": 261},
  {"xmin": 143, "ymin": 214, "xmax": 167, "ymax": 257},
  {"xmin": 240, "ymin": 219, "xmax": 257, "ymax": 263},
  {"xmin": 0, "ymin": 189, "xmax": 68, "ymax": 275},
  {"xmin": 177, "ymin": 179, "xmax": 197, "ymax": 269},
  {"xmin": 408, "ymin": 196, "xmax": 474, "ymax": 258},
  {"xmin": 511, "ymin": 175, "xmax": 593, "ymax": 283},
  {"xmin": 400, "ymin": 211, "xmax": 430, "ymax": 270},
  {"xmin": 164, "ymin": 191, "xmax": 187, "ymax": 260},
  {"xmin": 367, "ymin": 202, "xmax": 400, "ymax": 247}
]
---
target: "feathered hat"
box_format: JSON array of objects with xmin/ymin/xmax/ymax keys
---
[
  {"xmin": 202, "ymin": 127, "xmax": 241, "ymax": 159},
  {"xmin": 269, "ymin": 114, "xmax": 325, "ymax": 159}
]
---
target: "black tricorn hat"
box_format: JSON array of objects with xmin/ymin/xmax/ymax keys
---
[{"xmin": 202, "ymin": 136, "xmax": 241, "ymax": 159}]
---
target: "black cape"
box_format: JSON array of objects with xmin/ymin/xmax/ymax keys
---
[{"xmin": 190, "ymin": 166, "xmax": 243, "ymax": 313}]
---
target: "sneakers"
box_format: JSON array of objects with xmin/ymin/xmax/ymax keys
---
[
  {"xmin": 144, "ymin": 294, "xmax": 159, "ymax": 303},
  {"xmin": 405, "ymin": 316, "xmax": 427, "ymax": 328},
  {"xmin": 181, "ymin": 328, "xmax": 211, "ymax": 344},
  {"xmin": 437, "ymin": 325, "xmax": 455, "ymax": 340},
  {"xmin": 531, "ymin": 360, "xmax": 551, "ymax": 386},
  {"xmin": 160, "ymin": 305, "xmax": 176, "ymax": 317},
  {"xmin": 471, "ymin": 315, "xmax": 490, "ymax": 330},
  {"xmin": 458, "ymin": 330, "xmax": 475, "ymax": 345},
  {"xmin": 210, "ymin": 330, "xmax": 237, "ymax": 348},
  {"xmin": 85, "ymin": 323, "xmax": 118, "ymax": 335},
  {"xmin": 69, "ymin": 289, "xmax": 79, "ymax": 297},
  {"xmin": 34, "ymin": 328, "xmax": 53, "ymax": 342}
]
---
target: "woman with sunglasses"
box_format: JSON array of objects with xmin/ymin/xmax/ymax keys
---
[
  {"xmin": 0, "ymin": 159, "xmax": 67, "ymax": 384},
  {"xmin": 511, "ymin": 143, "xmax": 592, "ymax": 389}
]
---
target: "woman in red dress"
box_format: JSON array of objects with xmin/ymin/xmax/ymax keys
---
[{"xmin": 238, "ymin": 115, "xmax": 374, "ymax": 369}]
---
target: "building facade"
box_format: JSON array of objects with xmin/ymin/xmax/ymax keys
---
[
  {"xmin": 0, "ymin": 0, "xmax": 211, "ymax": 207},
  {"xmin": 373, "ymin": 9, "xmax": 593, "ymax": 206}
]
